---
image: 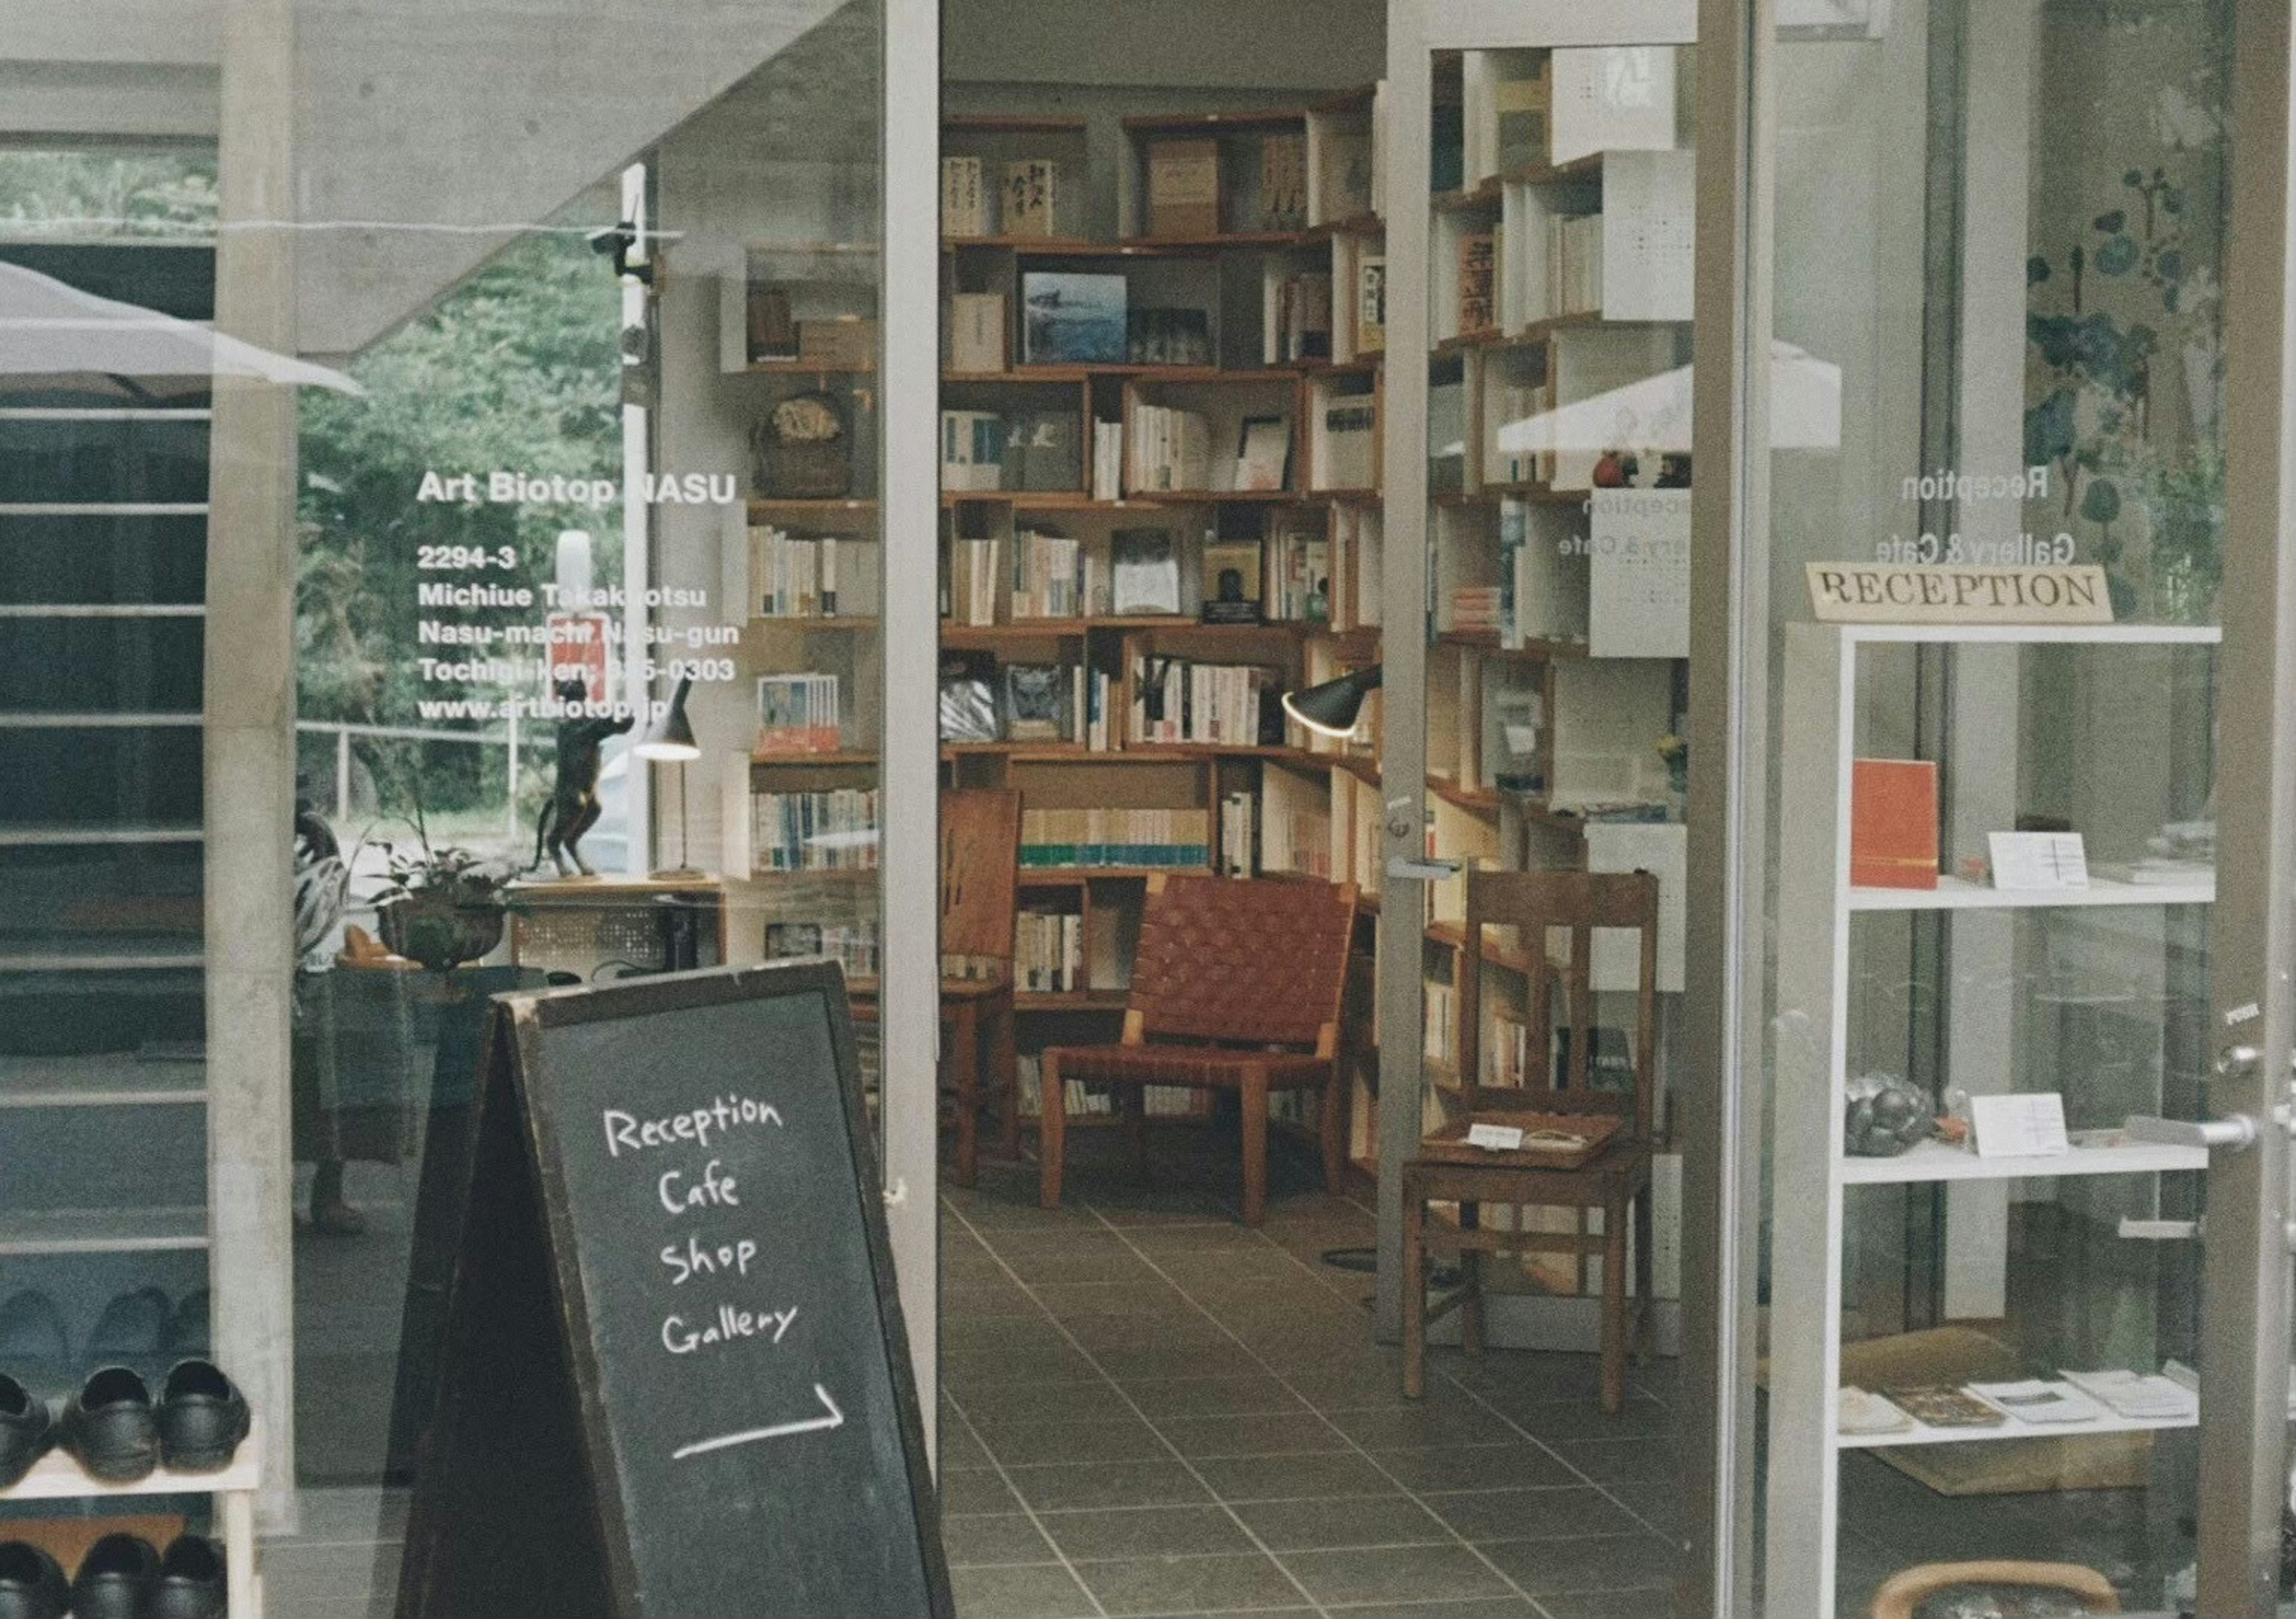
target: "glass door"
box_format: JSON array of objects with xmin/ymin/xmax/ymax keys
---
[
  {"xmin": 1380, "ymin": 6, "xmax": 1706, "ymax": 1612},
  {"xmin": 1706, "ymin": 0, "xmax": 2296, "ymax": 1613}
]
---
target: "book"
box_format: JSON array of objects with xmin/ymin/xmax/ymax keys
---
[
  {"xmin": 1200, "ymin": 540, "xmax": 1263, "ymax": 624},
  {"xmin": 1022, "ymin": 271, "xmax": 1127, "ymax": 364},
  {"xmin": 1494, "ymin": 70, "xmax": 1551, "ymax": 172},
  {"xmin": 1257, "ymin": 132, "xmax": 1307, "ymax": 230},
  {"xmin": 939, "ymin": 410, "xmax": 1004, "ymax": 492},
  {"xmin": 1111, "ymin": 527, "xmax": 1181, "ymax": 615},
  {"xmin": 752, "ymin": 787, "xmax": 880, "ymax": 871},
  {"xmin": 1146, "ymin": 137, "xmax": 1221, "ymax": 236},
  {"xmin": 755, "ymin": 673, "xmax": 841, "ymax": 755},
  {"xmin": 1265, "ymin": 270, "xmax": 1333, "ymax": 363},
  {"xmin": 1002, "ymin": 158, "xmax": 1057, "ymax": 238},
  {"xmin": 1268, "ymin": 521, "xmax": 1329, "ymax": 622},
  {"xmin": 1005, "ymin": 409, "xmax": 1081, "ymax": 494},
  {"xmin": 1966, "ymin": 1380, "xmax": 2106, "ymax": 1426},
  {"xmin": 1880, "ymin": 1385, "xmax": 2007, "ymax": 1429},
  {"xmin": 1126, "ymin": 307, "xmax": 1212, "ymax": 366},
  {"xmin": 2059, "ymin": 1369, "xmax": 2199, "ymax": 1421},
  {"xmin": 1458, "ymin": 232, "xmax": 1497, "ymax": 335},
  {"xmin": 1357, "ymin": 255, "xmax": 1387, "ymax": 353},
  {"xmin": 1125, "ymin": 404, "xmax": 1213, "ymax": 493},
  {"xmin": 1003, "ymin": 664, "xmax": 1067, "ymax": 741},
  {"xmin": 940, "ymin": 155, "xmax": 986, "ymax": 237},
  {"xmin": 1091, "ymin": 421, "xmax": 1123, "ymax": 503},
  {"xmin": 938, "ymin": 652, "xmax": 1000, "ymax": 743},
  {"xmin": 945, "ymin": 533, "xmax": 1004, "ymax": 626},
  {"xmin": 1320, "ymin": 399, "xmax": 1375, "ymax": 490},
  {"xmin": 1851, "ymin": 758, "xmax": 1939, "ymax": 889},
  {"xmin": 1836, "ymin": 1387, "xmax": 1911, "ymax": 1435},
  {"xmin": 1235, "ymin": 416, "xmax": 1291, "ymax": 492},
  {"xmin": 948, "ymin": 292, "xmax": 1006, "ymax": 373}
]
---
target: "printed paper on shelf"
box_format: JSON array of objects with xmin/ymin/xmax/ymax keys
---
[
  {"xmin": 1588, "ymin": 489, "xmax": 1689, "ymax": 659},
  {"xmin": 1598, "ymin": 150, "xmax": 1694, "ymax": 322}
]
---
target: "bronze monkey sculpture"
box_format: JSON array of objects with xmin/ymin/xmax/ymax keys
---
[{"xmin": 533, "ymin": 679, "xmax": 632, "ymax": 877}]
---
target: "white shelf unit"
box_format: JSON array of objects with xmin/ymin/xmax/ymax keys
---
[
  {"xmin": 1838, "ymin": 1407, "xmax": 2197, "ymax": 1451},
  {"xmin": 1, "ymin": 1416, "xmax": 266, "ymax": 1618},
  {"xmin": 1766, "ymin": 619, "xmax": 2221, "ymax": 1618}
]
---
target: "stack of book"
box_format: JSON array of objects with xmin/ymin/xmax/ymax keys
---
[
  {"xmin": 1318, "ymin": 399, "xmax": 1375, "ymax": 490},
  {"xmin": 1129, "ymin": 656, "xmax": 1277, "ymax": 746},
  {"xmin": 752, "ymin": 788, "xmax": 881, "ymax": 872},
  {"xmin": 1125, "ymin": 404, "xmax": 1213, "ymax": 494},
  {"xmin": 1258, "ymin": 769, "xmax": 1332, "ymax": 879},
  {"xmin": 941, "ymin": 410, "xmax": 1004, "ymax": 491},
  {"xmin": 755, "ymin": 673, "xmax": 842, "ymax": 754},
  {"xmin": 1019, "ymin": 807, "xmax": 1211, "ymax": 869},
  {"xmin": 1487, "ymin": 1012, "xmax": 1531, "ymax": 1086},
  {"xmin": 750, "ymin": 525, "xmax": 848, "ymax": 618},
  {"xmin": 1457, "ymin": 232, "xmax": 1497, "ymax": 335},
  {"xmin": 1547, "ymin": 213, "xmax": 1605, "ymax": 319},
  {"xmin": 1452, "ymin": 586, "xmax": 1504, "ymax": 635},
  {"xmin": 1091, "ymin": 421, "xmax": 1123, "ymax": 501},
  {"xmin": 1267, "ymin": 526, "xmax": 1330, "ymax": 622},
  {"xmin": 1015, "ymin": 909, "xmax": 1085, "ymax": 992},
  {"xmin": 1219, "ymin": 787, "xmax": 1258, "ymax": 876},
  {"xmin": 1424, "ymin": 982, "xmax": 1458, "ymax": 1068},
  {"xmin": 947, "ymin": 536, "xmax": 1004, "ymax": 626},
  {"xmin": 767, "ymin": 919, "xmax": 880, "ymax": 979},
  {"xmin": 1263, "ymin": 271, "xmax": 1333, "ymax": 363},
  {"xmin": 1489, "ymin": 377, "xmax": 1555, "ymax": 485},
  {"xmin": 1012, "ymin": 530, "xmax": 1086, "ymax": 619}
]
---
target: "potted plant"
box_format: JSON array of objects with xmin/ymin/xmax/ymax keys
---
[{"xmin": 374, "ymin": 818, "xmax": 511, "ymax": 970}]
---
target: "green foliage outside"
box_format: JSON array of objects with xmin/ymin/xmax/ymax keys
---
[{"xmin": 0, "ymin": 148, "xmax": 218, "ymax": 238}]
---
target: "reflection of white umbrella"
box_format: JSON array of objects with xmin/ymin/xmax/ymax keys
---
[
  {"xmin": 1495, "ymin": 340, "xmax": 1839, "ymax": 456},
  {"xmin": 0, "ymin": 261, "xmax": 362, "ymax": 392}
]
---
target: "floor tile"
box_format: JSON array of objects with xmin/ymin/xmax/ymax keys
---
[
  {"xmin": 942, "ymin": 1421, "xmax": 996, "ymax": 1470},
  {"xmin": 1485, "ymin": 1394, "xmax": 1677, "ymax": 1443},
  {"xmin": 946, "ymin": 1345, "xmax": 1109, "ymax": 1388},
  {"xmin": 1070, "ymin": 1553, "xmax": 1304, "ymax": 1617},
  {"xmin": 944, "ymin": 1515, "xmax": 1060, "ymax": 1568},
  {"xmin": 1193, "ymin": 1449, "xmax": 1396, "ymax": 1502},
  {"xmin": 1370, "ymin": 1443, "xmax": 1578, "ymax": 1494},
  {"xmin": 1231, "ymin": 1494, "xmax": 1451, "ymax": 1552},
  {"xmin": 1267, "ymin": 1358, "xmax": 1412, "ymax": 1411},
  {"xmin": 1031, "ymin": 1281, "xmax": 1197, "ymax": 1318},
  {"xmin": 1323, "ymin": 1600, "xmax": 1538, "ymax": 1618},
  {"xmin": 1090, "ymin": 1343, "xmax": 1257, "ymax": 1381},
  {"xmin": 1550, "ymin": 1437, "xmax": 1678, "ymax": 1486},
  {"xmin": 975, "ymin": 1416, "xmax": 1172, "ymax": 1467},
  {"xmin": 1541, "ymin": 1584, "xmax": 1690, "ymax": 1618},
  {"xmin": 1119, "ymin": 1375, "xmax": 1309, "ymax": 1420},
  {"xmin": 958, "ymin": 1382, "xmax": 1133, "ymax": 1426},
  {"xmin": 1037, "ymin": 1504, "xmax": 1255, "ymax": 1562},
  {"xmin": 1443, "ymin": 1351, "xmax": 1610, "ymax": 1404},
  {"xmin": 942, "ymin": 1470, "xmax": 1028, "ymax": 1516},
  {"xmin": 1479, "ymin": 1530, "xmax": 1678, "ymax": 1596},
  {"xmin": 1275, "ymin": 1544, "xmax": 1514, "ymax": 1608},
  {"xmin": 1006, "ymin": 1457, "xmax": 1216, "ymax": 1512},
  {"xmin": 1327, "ymin": 1403, "xmax": 1522, "ymax": 1451},
  {"xmin": 950, "ymin": 1562, "xmax": 1099, "ymax": 1619},
  {"xmin": 1602, "ymin": 1479, "xmax": 1681, "ymax": 1536},
  {"xmin": 1005, "ymin": 1253, "xmax": 1172, "ymax": 1287},
  {"xmin": 1152, "ymin": 1412, "xmax": 1354, "ymax": 1460},
  {"xmin": 1421, "ymin": 1485, "xmax": 1641, "ymax": 1545}
]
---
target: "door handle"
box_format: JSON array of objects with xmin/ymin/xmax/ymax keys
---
[{"xmin": 2124, "ymin": 1114, "xmax": 2260, "ymax": 1151}]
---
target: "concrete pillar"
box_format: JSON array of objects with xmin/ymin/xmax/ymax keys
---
[{"xmin": 207, "ymin": 0, "xmax": 298, "ymax": 1531}]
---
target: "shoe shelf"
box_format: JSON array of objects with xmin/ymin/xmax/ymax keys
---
[
  {"xmin": 0, "ymin": 1207, "xmax": 207, "ymax": 1257},
  {"xmin": 2, "ymin": 1416, "xmax": 265, "ymax": 1618},
  {"xmin": 1839, "ymin": 1136, "xmax": 2209, "ymax": 1186},
  {"xmin": 1846, "ymin": 873, "xmax": 2215, "ymax": 912},
  {"xmin": 1836, "ymin": 1407, "xmax": 2197, "ymax": 1451}
]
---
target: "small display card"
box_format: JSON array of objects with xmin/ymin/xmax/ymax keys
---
[
  {"xmin": 1971, "ymin": 1092, "xmax": 2071, "ymax": 1159},
  {"xmin": 1988, "ymin": 831, "xmax": 2089, "ymax": 890},
  {"xmin": 1466, "ymin": 1122, "xmax": 1525, "ymax": 1151}
]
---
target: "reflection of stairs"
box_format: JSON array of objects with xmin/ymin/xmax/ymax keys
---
[{"xmin": 295, "ymin": 0, "xmax": 857, "ymax": 356}]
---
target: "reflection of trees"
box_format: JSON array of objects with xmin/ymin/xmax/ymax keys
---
[
  {"xmin": 0, "ymin": 149, "xmax": 218, "ymax": 237},
  {"xmin": 296, "ymin": 234, "xmax": 619, "ymax": 817}
]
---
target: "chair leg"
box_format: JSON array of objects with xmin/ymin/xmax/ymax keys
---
[
  {"xmin": 993, "ymin": 990, "xmax": 1020, "ymax": 1160},
  {"xmin": 1601, "ymin": 1192, "xmax": 1628, "ymax": 1415},
  {"xmin": 1632, "ymin": 1179, "xmax": 1656, "ymax": 1363},
  {"xmin": 1318, "ymin": 1070, "xmax": 1346, "ymax": 1192},
  {"xmin": 948, "ymin": 1000, "xmax": 979, "ymax": 1188},
  {"xmin": 1119, "ymin": 1082, "xmax": 1150, "ymax": 1181},
  {"xmin": 1037, "ymin": 1049, "xmax": 1066, "ymax": 1209},
  {"xmin": 1402, "ymin": 1184, "xmax": 1426, "ymax": 1399},
  {"xmin": 1460, "ymin": 1201, "xmax": 1483, "ymax": 1355},
  {"xmin": 1239, "ymin": 1066, "xmax": 1269, "ymax": 1227}
]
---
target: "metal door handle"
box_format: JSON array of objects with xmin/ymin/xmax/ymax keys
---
[{"xmin": 2125, "ymin": 1114, "xmax": 2260, "ymax": 1151}]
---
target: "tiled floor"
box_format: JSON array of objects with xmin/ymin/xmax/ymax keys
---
[{"xmin": 938, "ymin": 1133, "xmax": 1684, "ymax": 1619}]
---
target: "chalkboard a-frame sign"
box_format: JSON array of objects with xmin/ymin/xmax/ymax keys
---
[{"xmin": 396, "ymin": 962, "xmax": 952, "ymax": 1619}]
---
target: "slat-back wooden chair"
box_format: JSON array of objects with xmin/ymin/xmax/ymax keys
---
[
  {"xmin": 1402, "ymin": 868, "xmax": 1661, "ymax": 1412},
  {"xmin": 938, "ymin": 788, "xmax": 1022, "ymax": 1185}
]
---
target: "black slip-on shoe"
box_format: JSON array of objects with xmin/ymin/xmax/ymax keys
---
[
  {"xmin": 156, "ymin": 1360, "xmax": 249, "ymax": 1472},
  {"xmin": 0, "ymin": 1374, "xmax": 52, "ymax": 1487},
  {"xmin": 0, "ymin": 1293, "xmax": 66, "ymax": 1367},
  {"xmin": 87, "ymin": 1287, "xmax": 171, "ymax": 1361},
  {"xmin": 151, "ymin": 1536, "xmax": 225, "ymax": 1619},
  {"xmin": 68, "ymin": 1534, "xmax": 157, "ymax": 1619},
  {"xmin": 57, "ymin": 1366, "xmax": 157, "ymax": 1483},
  {"xmin": 0, "ymin": 1541, "xmax": 68, "ymax": 1619}
]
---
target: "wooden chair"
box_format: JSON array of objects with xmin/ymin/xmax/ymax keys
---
[
  {"xmin": 938, "ymin": 788, "xmax": 1022, "ymax": 1186},
  {"xmin": 1037, "ymin": 874, "xmax": 1357, "ymax": 1226},
  {"xmin": 1402, "ymin": 868, "xmax": 1660, "ymax": 1413}
]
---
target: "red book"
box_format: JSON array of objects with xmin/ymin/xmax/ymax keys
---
[{"xmin": 1851, "ymin": 758, "xmax": 1938, "ymax": 889}]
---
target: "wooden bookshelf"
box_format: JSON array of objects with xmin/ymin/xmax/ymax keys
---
[{"xmin": 936, "ymin": 87, "xmax": 1388, "ymax": 1157}]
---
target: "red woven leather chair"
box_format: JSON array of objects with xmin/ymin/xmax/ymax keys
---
[{"xmin": 1037, "ymin": 873, "xmax": 1358, "ymax": 1226}]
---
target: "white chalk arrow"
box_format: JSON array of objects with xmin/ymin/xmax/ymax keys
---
[{"xmin": 672, "ymin": 1383, "xmax": 845, "ymax": 1461}]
